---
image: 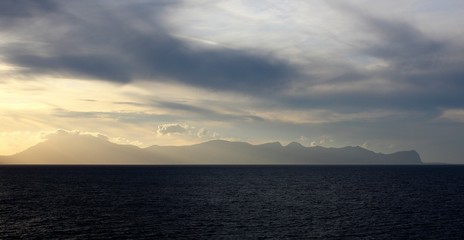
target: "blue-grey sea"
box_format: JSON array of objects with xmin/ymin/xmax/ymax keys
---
[{"xmin": 1, "ymin": 165, "xmax": 464, "ymax": 239}]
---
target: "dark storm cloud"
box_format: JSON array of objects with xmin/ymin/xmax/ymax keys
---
[
  {"xmin": 356, "ymin": 15, "xmax": 464, "ymax": 109},
  {"xmin": 0, "ymin": 0, "xmax": 57, "ymax": 19},
  {"xmin": 1, "ymin": 0, "xmax": 296, "ymax": 93},
  {"xmin": 2, "ymin": 1, "xmax": 463, "ymax": 112},
  {"xmin": 344, "ymin": 4, "xmax": 464, "ymax": 87},
  {"xmin": 358, "ymin": 14, "xmax": 443, "ymax": 65},
  {"xmin": 11, "ymin": 53, "xmax": 132, "ymax": 82},
  {"xmin": 275, "ymin": 4, "xmax": 464, "ymax": 112},
  {"xmin": 354, "ymin": 10, "xmax": 464, "ymax": 94}
]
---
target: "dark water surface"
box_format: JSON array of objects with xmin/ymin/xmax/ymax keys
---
[{"xmin": 1, "ymin": 165, "xmax": 464, "ymax": 239}]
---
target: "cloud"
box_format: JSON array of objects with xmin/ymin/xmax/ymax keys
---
[
  {"xmin": 36, "ymin": 129, "xmax": 144, "ymax": 147},
  {"xmin": 1, "ymin": 0, "xmax": 297, "ymax": 93},
  {"xmin": 197, "ymin": 128, "xmax": 220, "ymax": 139},
  {"xmin": 267, "ymin": 3, "xmax": 464, "ymax": 113},
  {"xmin": 1, "ymin": 0, "xmax": 464, "ymax": 163},
  {"xmin": 2, "ymin": 0, "xmax": 463, "ymax": 112},
  {"xmin": 109, "ymin": 137, "xmax": 143, "ymax": 147},
  {"xmin": 156, "ymin": 123, "xmax": 223, "ymax": 141},
  {"xmin": 52, "ymin": 108, "xmax": 178, "ymax": 124},
  {"xmin": 51, "ymin": 106, "xmax": 264, "ymax": 124},
  {"xmin": 157, "ymin": 123, "xmax": 188, "ymax": 136},
  {"xmin": 197, "ymin": 128, "xmax": 209, "ymax": 138},
  {"xmin": 306, "ymin": 136, "xmax": 334, "ymax": 147},
  {"xmin": 439, "ymin": 109, "xmax": 464, "ymax": 123},
  {"xmin": 329, "ymin": 3, "xmax": 464, "ymax": 108},
  {"xmin": 361, "ymin": 142, "xmax": 369, "ymax": 149},
  {"xmin": 38, "ymin": 129, "xmax": 109, "ymax": 141},
  {"xmin": 155, "ymin": 101, "xmax": 218, "ymax": 116},
  {"xmin": 153, "ymin": 100, "xmax": 265, "ymax": 122},
  {"xmin": 0, "ymin": 0, "xmax": 57, "ymax": 19}
]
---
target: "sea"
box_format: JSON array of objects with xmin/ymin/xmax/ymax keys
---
[{"xmin": 1, "ymin": 165, "xmax": 464, "ymax": 239}]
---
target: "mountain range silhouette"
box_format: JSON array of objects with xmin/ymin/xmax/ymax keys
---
[{"xmin": 0, "ymin": 133, "xmax": 422, "ymax": 164}]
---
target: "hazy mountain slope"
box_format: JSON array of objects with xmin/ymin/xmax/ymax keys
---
[
  {"xmin": 146, "ymin": 140, "xmax": 286, "ymax": 164},
  {"xmin": 146, "ymin": 140, "xmax": 421, "ymax": 164},
  {"xmin": 3, "ymin": 135, "xmax": 422, "ymax": 164},
  {"xmin": 7, "ymin": 134, "xmax": 154, "ymax": 164}
]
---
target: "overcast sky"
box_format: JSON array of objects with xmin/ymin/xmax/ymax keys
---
[{"xmin": 1, "ymin": 0, "xmax": 464, "ymax": 163}]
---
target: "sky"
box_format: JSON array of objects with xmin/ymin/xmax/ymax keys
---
[{"xmin": 1, "ymin": 0, "xmax": 464, "ymax": 163}]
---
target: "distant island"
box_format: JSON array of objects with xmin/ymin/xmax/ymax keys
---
[{"xmin": 0, "ymin": 133, "xmax": 422, "ymax": 165}]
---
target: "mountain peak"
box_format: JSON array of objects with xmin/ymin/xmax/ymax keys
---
[
  {"xmin": 257, "ymin": 142, "xmax": 283, "ymax": 148},
  {"xmin": 8, "ymin": 133, "xmax": 147, "ymax": 164},
  {"xmin": 286, "ymin": 142, "xmax": 305, "ymax": 148},
  {"xmin": 198, "ymin": 139, "xmax": 251, "ymax": 147}
]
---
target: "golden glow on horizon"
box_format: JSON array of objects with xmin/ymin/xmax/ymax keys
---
[
  {"xmin": 0, "ymin": 77, "xmax": 249, "ymax": 155},
  {"xmin": 0, "ymin": 75, "xmax": 419, "ymax": 156}
]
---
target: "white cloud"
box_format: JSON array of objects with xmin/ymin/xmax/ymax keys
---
[
  {"xmin": 38, "ymin": 129, "xmax": 109, "ymax": 141},
  {"xmin": 157, "ymin": 123, "xmax": 223, "ymax": 141},
  {"xmin": 439, "ymin": 109, "xmax": 464, "ymax": 123},
  {"xmin": 305, "ymin": 136, "xmax": 335, "ymax": 147},
  {"xmin": 197, "ymin": 128, "xmax": 209, "ymax": 138},
  {"xmin": 361, "ymin": 141, "xmax": 369, "ymax": 149},
  {"xmin": 157, "ymin": 123, "xmax": 189, "ymax": 136},
  {"xmin": 166, "ymin": 0, "xmax": 346, "ymax": 66},
  {"xmin": 197, "ymin": 128, "xmax": 221, "ymax": 138},
  {"xmin": 110, "ymin": 137, "xmax": 143, "ymax": 147},
  {"xmin": 0, "ymin": 129, "xmax": 113, "ymax": 155}
]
